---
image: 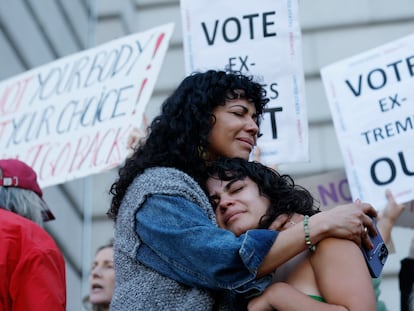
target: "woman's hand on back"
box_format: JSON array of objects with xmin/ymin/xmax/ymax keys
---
[
  {"xmin": 268, "ymin": 200, "xmax": 377, "ymax": 249},
  {"xmin": 310, "ymin": 200, "xmax": 377, "ymax": 249}
]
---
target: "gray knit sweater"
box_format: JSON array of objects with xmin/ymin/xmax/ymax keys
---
[{"xmin": 110, "ymin": 167, "xmax": 233, "ymax": 311}]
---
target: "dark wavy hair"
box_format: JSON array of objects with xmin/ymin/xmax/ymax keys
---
[
  {"xmin": 108, "ymin": 70, "xmax": 269, "ymax": 220},
  {"xmin": 206, "ymin": 157, "xmax": 320, "ymax": 229}
]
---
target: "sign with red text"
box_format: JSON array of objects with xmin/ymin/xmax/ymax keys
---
[
  {"xmin": 297, "ymin": 169, "xmax": 414, "ymax": 228},
  {"xmin": 0, "ymin": 23, "xmax": 174, "ymax": 188},
  {"xmin": 180, "ymin": 0, "xmax": 309, "ymax": 165},
  {"xmin": 321, "ymin": 33, "xmax": 414, "ymax": 210}
]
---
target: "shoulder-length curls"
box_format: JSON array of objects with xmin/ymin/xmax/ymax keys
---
[{"xmin": 108, "ymin": 70, "xmax": 268, "ymax": 220}]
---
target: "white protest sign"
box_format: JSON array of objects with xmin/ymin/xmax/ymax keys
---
[
  {"xmin": 321, "ymin": 33, "xmax": 414, "ymax": 210},
  {"xmin": 180, "ymin": 0, "xmax": 308, "ymax": 165},
  {"xmin": 0, "ymin": 23, "xmax": 174, "ymax": 188},
  {"xmin": 297, "ymin": 169, "xmax": 414, "ymax": 228}
]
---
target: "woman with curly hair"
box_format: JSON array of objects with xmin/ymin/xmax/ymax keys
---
[
  {"xmin": 206, "ymin": 157, "xmax": 376, "ymax": 310},
  {"xmin": 108, "ymin": 70, "xmax": 377, "ymax": 310}
]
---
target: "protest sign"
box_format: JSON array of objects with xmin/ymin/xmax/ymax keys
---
[
  {"xmin": 180, "ymin": 0, "xmax": 309, "ymax": 165},
  {"xmin": 0, "ymin": 23, "xmax": 174, "ymax": 188},
  {"xmin": 321, "ymin": 33, "xmax": 414, "ymax": 210},
  {"xmin": 296, "ymin": 170, "xmax": 352, "ymax": 212},
  {"xmin": 297, "ymin": 169, "xmax": 414, "ymax": 228}
]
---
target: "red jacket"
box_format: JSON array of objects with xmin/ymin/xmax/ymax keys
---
[{"xmin": 0, "ymin": 209, "xmax": 66, "ymax": 311}]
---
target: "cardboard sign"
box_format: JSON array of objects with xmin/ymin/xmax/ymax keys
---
[
  {"xmin": 180, "ymin": 0, "xmax": 309, "ymax": 165},
  {"xmin": 321, "ymin": 33, "xmax": 414, "ymax": 210},
  {"xmin": 0, "ymin": 23, "xmax": 174, "ymax": 188}
]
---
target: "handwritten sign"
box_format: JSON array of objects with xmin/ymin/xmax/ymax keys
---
[
  {"xmin": 321, "ymin": 33, "xmax": 414, "ymax": 210},
  {"xmin": 180, "ymin": 0, "xmax": 309, "ymax": 165},
  {"xmin": 0, "ymin": 23, "xmax": 174, "ymax": 188}
]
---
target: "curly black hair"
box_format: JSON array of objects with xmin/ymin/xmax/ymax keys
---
[
  {"xmin": 108, "ymin": 70, "xmax": 269, "ymax": 220},
  {"xmin": 206, "ymin": 157, "xmax": 320, "ymax": 229}
]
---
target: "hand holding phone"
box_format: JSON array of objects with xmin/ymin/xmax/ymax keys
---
[{"xmin": 361, "ymin": 220, "xmax": 388, "ymax": 278}]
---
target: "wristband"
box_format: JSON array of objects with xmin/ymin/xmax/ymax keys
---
[{"xmin": 304, "ymin": 215, "xmax": 316, "ymax": 252}]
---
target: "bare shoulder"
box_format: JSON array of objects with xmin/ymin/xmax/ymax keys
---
[
  {"xmin": 310, "ymin": 237, "xmax": 366, "ymax": 274},
  {"xmin": 310, "ymin": 237, "xmax": 376, "ymax": 311},
  {"xmin": 314, "ymin": 237, "xmax": 361, "ymax": 256}
]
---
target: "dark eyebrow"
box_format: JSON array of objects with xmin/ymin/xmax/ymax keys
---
[
  {"xmin": 227, "ymin": 103, "xmax": 248, "ymax": 110},
  {"xmin": 103, "ymin": 260, "xmax": 114, "ymax": 264},
  {"xmin": 208, "ymin": 178, "xmax": 238, "ymax": 199},
  {"xmin": 224, "ymin": 179, "xmax": 238, "ymax": 191}
]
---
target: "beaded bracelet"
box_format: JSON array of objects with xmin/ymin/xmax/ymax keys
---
[{"xmin": 304, "ymin": 215, "xmax": 316, "ymax": 252}]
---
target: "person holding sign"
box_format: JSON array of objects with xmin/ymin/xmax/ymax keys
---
[
  {"xmin": 206, "ymin": 157, "xmax": 376, "ymax": 310},
  {"xmin": 108, "ymin": 70, "xmax": 378, "ymax": 310}
]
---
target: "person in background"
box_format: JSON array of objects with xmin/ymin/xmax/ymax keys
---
[
  {"xmin": 83, "ymin": 240, "xmax": 114, "ymax": 311},
  {"xmin": 410, "ymin": 288, "xmax": 414, "ymax": 311},
  {"xmin": 377, "ymin": 190, "xmax": 405, "ymax": 247},
  {"xmin": 108, "ymin": 70, "xmax": 378, "ymax": 310},
  {"xmin": 400, "ymin": 235, "xmax": 414, "ymax": 311},
  {"xmin": 409, "ymin": 249, "xmax": 414, "ymax": 311},
  {"xmin": 0, "ymin": 159, "xmax": 66, "ymax": 311},
  {"xmin": 206, "ymin": 157, "xmax": 376, "ymax": 310},
  {"xmin": 126, "ymin": 113, "xmax": 150, "ymax": 157},
  {"xmin": 373, "ymin": 190, "xmax": 405, "ymax": 311}
]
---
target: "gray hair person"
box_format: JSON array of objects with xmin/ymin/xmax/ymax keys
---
[
  {"xmin": 0, "ymin": 159, "xmax": 55, "ymax": 225},
  {"xmin": 0, "ymin": 158, "xmax": 66, "ymax": 311}
]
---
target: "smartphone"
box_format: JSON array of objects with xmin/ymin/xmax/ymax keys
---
[{"xmin": 361, "ymin": 220, "xmax": 388, "ymax": 278}]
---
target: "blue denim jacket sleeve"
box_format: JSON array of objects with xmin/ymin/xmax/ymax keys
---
[{"xmin": 135, "ymin": 194, "xmax": 278, "ymax": 296}]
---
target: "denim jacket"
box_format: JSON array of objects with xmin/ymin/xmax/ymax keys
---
[
  {"xmin": 136, "ymin": 194, "xmax": 277, "ymax": 295},
  {"xmin": 111, "ymin": 167, "xmax": 277, "ymax": 310}
]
